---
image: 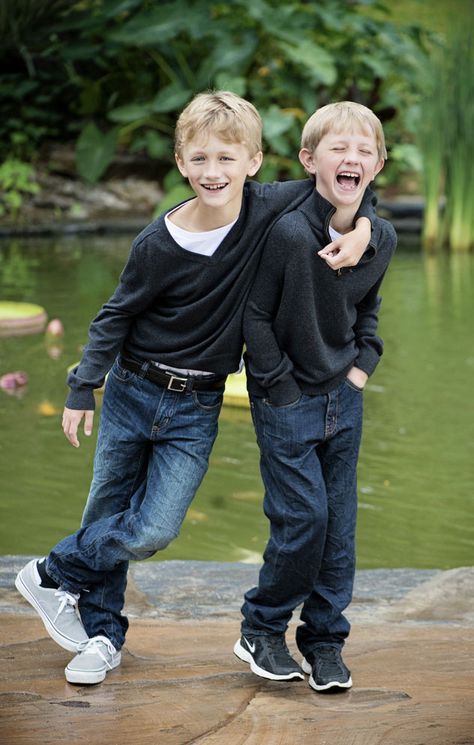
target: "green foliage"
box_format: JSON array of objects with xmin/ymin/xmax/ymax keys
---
[
  {"xmin": 0, "ymin": 241, "xmax": 38, "ymax": 297},
  {"xmin": 0, "ymin": 0, "xmax": 431, "ymax": 186},
  {"xmin": 415, "ymin": 24, "xmax": 474, "ymax": 252},
  {"xmin": 75, "ymin": 123, "xmax": 118, "ymax": 183},
  {"xmin": 0, "ymin": 159, "xmax": 39, "ymax": 216}
]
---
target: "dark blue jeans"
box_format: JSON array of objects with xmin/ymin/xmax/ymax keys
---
[
  {"xmin": 241, "ymin": 379, "xmax": 363, "ymax": 658},
  {"xmin": 46, "ymin": 358, "xmax": 223, "ymax": 649}
]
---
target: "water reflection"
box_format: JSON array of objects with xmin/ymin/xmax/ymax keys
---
[{"xmin": 0, "ymin": 237, "xmax": 472, "ymax": 568}]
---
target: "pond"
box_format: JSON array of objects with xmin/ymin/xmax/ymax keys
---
[{"xmin": 0, "ymin": 234, "xmax": 473, "ymax": 569}]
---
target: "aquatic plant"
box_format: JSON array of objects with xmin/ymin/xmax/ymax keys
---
[
  {"xmin": 418, "ymin": 25, "xmax": 474, "ymax": 252},
  {"xmin": 443, "ymin": 27, "xmax": 474, "ymax": 252}
]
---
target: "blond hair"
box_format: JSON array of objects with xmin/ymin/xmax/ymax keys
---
[
  {"xmin": 175, "ymin": 91, "xmax": 262, "ymax": 157},
  {"xmin": 301, "ymin": 101, "xmax": 387, "ymax": 160}
]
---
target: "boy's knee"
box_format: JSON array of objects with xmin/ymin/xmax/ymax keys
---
[{"xmin": 129, "ymin": 519, "xmax": 178, "ymax": 557}]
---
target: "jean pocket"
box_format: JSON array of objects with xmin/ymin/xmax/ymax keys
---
[
  {"xmin": 264, "ymin": 395, "xmax": 302, "ymax": 409},
  {"xmin": 110, "ymin": 359, "xmax": 136, "ymax": 384},
  {"xmin": 192, "ymin": 389, "xmax": 224, "ymax": 411},
  {"xmin": 344, "ymin": 378, "xmax": 364, "ymax": 393}
]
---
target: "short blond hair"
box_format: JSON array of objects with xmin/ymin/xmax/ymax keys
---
[
  {"xmin": 301, "ymin": 101, "xmax": 387, "ymax": 160},
  {"xmin": 175, "ymin": 91, "xmax": 262, "ymax": 157}
]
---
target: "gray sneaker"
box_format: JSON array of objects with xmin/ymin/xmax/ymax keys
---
[
  {"xmin": 15, "ymin": 558, "xmax": 88, "ymax": 652},
  {"xmin": 65, "ymin": 635, "xmax": 121, "ymax": 685}
]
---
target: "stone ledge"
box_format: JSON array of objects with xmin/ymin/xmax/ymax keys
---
[{"xmin": 2, "ymin": 556, "xmax": 473, "ymax": 625}]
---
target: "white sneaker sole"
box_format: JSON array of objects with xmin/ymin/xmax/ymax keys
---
[
  {"xmin": 302, "ymin": 657, "xmax": 352, "ymax": 691},
  {"xmin": 65, "ymin": 653, "xmax": 122, "ymax": 685},
  {"xmin": 233, "ymin": 640, "xmax": 304, "ymax": 681},
  {"xmin": 15, "ymin": 567, "xmax": 84, "ymax": 653}
]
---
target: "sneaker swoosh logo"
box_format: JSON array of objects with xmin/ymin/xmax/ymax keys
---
[{"xmin": 243, "ymin": 637, "xmax": 256, "ymax": 653}]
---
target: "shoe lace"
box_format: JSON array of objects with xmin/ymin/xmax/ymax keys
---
[
  {"xmin": 53, "ymin": 589, "xmax": 80, "ymax": 621},
  {"xmin": 317, "ymin": 646, "xmax": 344, "ymax": 675},
  {"xmin": 76, "ymin": 636, "xmax": 117, "ymax": 669}
]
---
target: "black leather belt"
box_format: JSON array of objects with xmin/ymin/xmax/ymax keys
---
[{"xmin": 120, "ymin": 356, "xmax": 226, "ymax": 392}]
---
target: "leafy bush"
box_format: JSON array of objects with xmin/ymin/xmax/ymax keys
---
[
  {"xmin": 0, "ymin": 0, "xmax": 430, "ymax": 185},
  {"xmin": 0, "ymin": 159, "xmax": 39, "ymax": 216}
]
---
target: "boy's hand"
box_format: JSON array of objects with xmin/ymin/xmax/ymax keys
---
[
  {"xmin": 62, "ymin": 407, "xmax": 94, "ymax": 448},
  {"xmin": 346, "ymin": 366, "xmax": 368, "ymax": 390},
  {"xmin": 318, "ymin": 217, "xmax": 371, "ymax": 271}
]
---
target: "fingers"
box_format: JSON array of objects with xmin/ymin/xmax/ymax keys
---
[
  {"xmin": 84, "ymin": 410, "xmax": 94, "ymax": 437},
  {"xmin": 62, "ymin": 408, "xmax": 94, "ymax": 448},
  {"xmin": 318, "ymin": 244, "xmax": 358, "ymax": 271},
  {"xmin": 317, "ymin": 243, "xmax": 337, "ymax": 258}
]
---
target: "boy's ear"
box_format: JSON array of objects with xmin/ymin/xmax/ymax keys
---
[
  {"xmin": 175, "ymin": 152, "xmax": 187, "ymax": 178},
  {"xmin": 298, "ymin": 148, "xmax": 317, "ymax": 174},
  {"xmin": 373, "ymin": 158, "xmax": 385, "ymax": 179},
  {"xmin": 247, "ymin": 151, "xmax": 263, "ymax": 177}
]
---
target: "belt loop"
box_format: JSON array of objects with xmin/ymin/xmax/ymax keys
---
[{"xmin": 138, "ymin": 360, "xmax": 150, "ymax": 379}]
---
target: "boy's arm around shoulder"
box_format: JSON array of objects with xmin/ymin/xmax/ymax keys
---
[
  {"xmin": 319, "ymin": 187, "xmax": 378, "ymax": 270},
  {"xmin": 243, "ymin": 217, "xmax": 302, "ymax": 406}
]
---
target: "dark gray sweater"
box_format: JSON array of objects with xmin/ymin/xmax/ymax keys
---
[
  {"xmin": 243, "ymin": 188, "xmax": 397, "ymax": 406},
  {"xmin": 66, "ymin": 180, "xmax": 376, "ymax": 410}
]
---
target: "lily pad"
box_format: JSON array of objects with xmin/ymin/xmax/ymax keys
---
[{"xmin": 0, "ymin": 301, "xmax": 47, "ymax": 337}]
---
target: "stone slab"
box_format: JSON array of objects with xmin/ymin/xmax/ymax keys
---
[{"xmin": 1, "ymin": 558, "xmax": 473, "ymax": 745}]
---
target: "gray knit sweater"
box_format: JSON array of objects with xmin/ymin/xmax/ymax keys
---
[
  {"xmin": 66, "ymin": 180, "xmax": 376, "ymax": 410},
  {"xmin": 243, "ymin": 187, "xmax": 397, "ymax": 406}
]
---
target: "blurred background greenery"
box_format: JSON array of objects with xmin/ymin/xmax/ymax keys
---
[
  {"xmin": 0, "ymin": 0, "xmax": 473, "ymax": 250},
  {"xmin": 1, "ymin": 1, "xmax": 473, "ymax": 568}
]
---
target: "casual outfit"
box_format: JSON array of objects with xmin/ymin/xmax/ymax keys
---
[
  {"xmin": 237, "ymin": 187, "xmax": 396, "ymax": 689},
  {"xmin": 15, "ymin": 178, "xmax": 376, "ymax": 683}
]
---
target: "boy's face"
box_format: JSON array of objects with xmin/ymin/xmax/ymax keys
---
[
  {"xmin": 299, "ymin": 128, "xmax": 384, "ymax": 211},
  {"xmin": 175, "ymin": 134, "xmax": 262, "ymax": 216}
]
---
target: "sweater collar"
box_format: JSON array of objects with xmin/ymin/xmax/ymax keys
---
[
  {"xmin": 298, "ymin": 183, "xmax": 382, "ymax": 254},
  {"xmin": 298, "ymin": 186, "xmax": 336, "ymax": 234}
]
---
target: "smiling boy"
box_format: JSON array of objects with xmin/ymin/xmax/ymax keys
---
[
  {"xmin": 15, "ymin": 92, "xmax": 375, "ymax": 686},
  {"xmin": 235, "ymin": 101, "xmax": 397, "ymax": 691}
]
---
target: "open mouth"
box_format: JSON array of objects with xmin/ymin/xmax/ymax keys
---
[
  {"xmin": 202, "ymin": 183, "xmax": 228, "ymax": 191},
  {"xmin": 336, "ymin": 172, "xmax": 360, "ymax": 190}
]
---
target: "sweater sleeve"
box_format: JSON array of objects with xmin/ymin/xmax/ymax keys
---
[
  {"xmin": 354, "ymin": 220, "xmax": 397, "ymax": 375},
  {"xmin": 66, "ymin": 236, "xmax": 163, "ymax": 410},
  {"xmin": 243, "ymin": 222, "xmax": 302, "ymax": 406},
  {"xmin": 353, "ymin": 274, "xmax": 385, "ymax": 376},
  {"xmin": 354, "ymin": 186, "xmax": 377, "ymax": 230}
]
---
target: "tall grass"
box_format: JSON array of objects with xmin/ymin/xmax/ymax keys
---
[
  {"xmin": 444, "ymin": 28, "xmax": 474, "ymax": 252},
  {"xmin": 418, "ymin": 25, "xmax": 474, "ymax": 252}
]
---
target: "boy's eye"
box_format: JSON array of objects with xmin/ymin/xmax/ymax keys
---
[
  {"xmin": 220, "ymin": 156, "xmax": 235, "ymax": 161},
  {"xmin": 191, "ymin": 156, "xmax": 205, "ymax": 162}
]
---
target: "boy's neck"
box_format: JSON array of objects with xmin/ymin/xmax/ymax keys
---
[
  {"xmin": 168, "ymin": 197, "xmax": 242, "ymax": 232},
  {"xmin": 315, "ymin": 187, "xmax": 360, "ymax": 235}
]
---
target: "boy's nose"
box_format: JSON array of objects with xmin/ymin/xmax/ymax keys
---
[
  {"xmin": 204, "ymin": 160, "xmax": 221, "ymax": 178},
  {"xmin": 344, "ymin": 150, "xmax": 359, "ymax": 164}
]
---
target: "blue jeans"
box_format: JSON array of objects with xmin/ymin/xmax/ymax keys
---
[
  {"xmin": 46, "ymin": 358, "xmax": 223, "ymax": 649},
  {"xmin": 241, "ymin": 379, "xmax": 363, "ymax": 658}
]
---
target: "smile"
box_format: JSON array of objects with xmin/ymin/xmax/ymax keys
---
[
  {"xmin": 336, "ymin": 171, "xmax": 360, "ymax": 190},
  {"xmin": 202, "ymin": 183, "xmax": 228, "ymax": 191}
]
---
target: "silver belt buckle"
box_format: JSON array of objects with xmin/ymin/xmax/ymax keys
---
[{"xmin": 166, "ymin": 374, "xmax": 187, "ymax": 392}]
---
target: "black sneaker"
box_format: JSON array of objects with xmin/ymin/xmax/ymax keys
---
[
  {"xmin": 234, "ymin": 634, "xmax": 304, "ymax": 681},
  {"xmin": 302, "ymin": 645, "xmax": 352, "ymax": 692}
]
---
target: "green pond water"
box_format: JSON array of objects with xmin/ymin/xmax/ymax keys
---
[{"xmin": 0, "ymin": 234, "xmax": 473, "ymax": 568}]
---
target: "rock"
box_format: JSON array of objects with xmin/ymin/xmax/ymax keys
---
[{"xmin": 382, "ymin": 566, "xmax": 474, "ymax": 622}]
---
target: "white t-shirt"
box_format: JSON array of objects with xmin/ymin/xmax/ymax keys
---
[
  {"xmin": 165, "ymin": 208, "xmax": 237, "ymax": 256},
  {"xmin": 328, "ymin": 225, "xmax": 342, "ymax": 242}
]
